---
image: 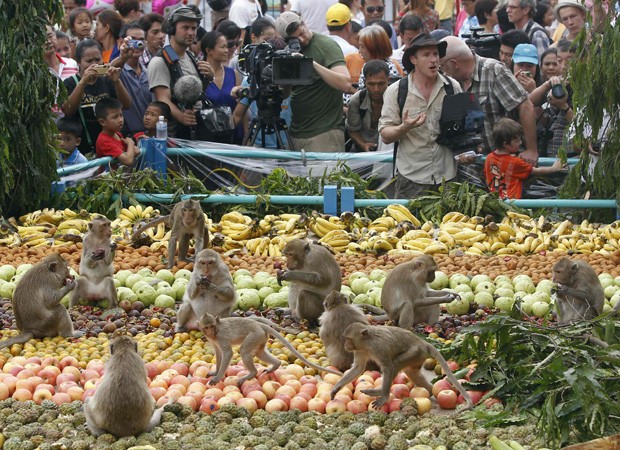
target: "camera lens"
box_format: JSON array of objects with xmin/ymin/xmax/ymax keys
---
[{"xmin": 551, "ymin": 83, "xmax": 565, "ymax": 99}]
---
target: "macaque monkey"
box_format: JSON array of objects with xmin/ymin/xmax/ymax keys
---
[
  {"xmin": 176, "ymin": 249, "xmax": 236, "ymax": 332},
  {"xmin": 380, "ymin": 255, "xmax": 458, "ymax": 328},
  {"xmin": 84, "ymin": 335, "xmax": 168, "ymax": 437},
  {"xmin": 200, "ymin": 313, "xmax": 341, "ymax": 386},
  {"xmin": 319, "ymin": 290, "xmax": 369, "ymax": 371},
  {"xmin": 552, "ymin": 257, "xmax": 605, "ymax": 325},
  {"xmin": 70, "ymin": 216, "xmax": 118, "ymax": 309},
  {"xmin": 0, "ymin": 254, "xmax": 82, "ymax": 349},
  {"xmin": 278, "ymin": 239, "xmax": 342, "ymax": 324},
  {"xmin": 133, "ymin": 199, "xmax": 209, "ymax": 269},
  {"xmin": 331, "ymin": 323, "xmax": 473, "ymax": 409}
]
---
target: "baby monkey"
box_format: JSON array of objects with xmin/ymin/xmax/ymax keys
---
[
  {"xmin": 200, "ymin": 313, "xmax": 341, "ymax": 386},
  {"xmin": 331, "ymin": 323, "xmax": 473, "ymax": 409}
]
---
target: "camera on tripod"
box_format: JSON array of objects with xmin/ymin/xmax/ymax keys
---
[{"xmin": 462, "ymin": 27, "xmax": 501, "ymax": 60}]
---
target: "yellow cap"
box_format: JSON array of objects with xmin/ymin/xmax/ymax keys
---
[{"xmin": 326, "ymin": 3, "xmax": 351, "ymax": 27}]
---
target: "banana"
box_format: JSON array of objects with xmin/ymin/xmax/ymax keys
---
[
  {"xmin": 221, "ymin": 211, "xmax": 248, "ymax": 224},
  {"xmin": 421, "ymin": 221, "xmax": 434, "ymax": 233},
  {"xmin": 453, "ymin": 229, "xmax": 484, "ymax": 241},
  {"xmin": 284, "ymin": 217, "xmax": 299, "ymax": 233},
  {"xmin": 62, "ymin": 208, "xmax": 78, "ymax": 220},
  {"xmin": 506, "ymin": 211, "xmax": 532, "ymax": 221},
  {"xmin": 279, "ymin": 213, "xmax": 301, "ymax": 221},
  {"xmin": 490, "ymin": 241, "xmax": 506, "ymax": 252},
  {"xmin": 152, "ymin": 222, "xmax": 167, "ymax": 240},
  {"xmin": 316, "ymin": 216, "xmax": 346, "ymax": 231},
  {"xmin": 385, "ymin": 204, "xmax": 421, "ymax": 226},
  {"xmin": 422, "ymin": 243, "xmax": 449, "ymax": 254},
  {"xmin": 142, "ymin": 206, "xmax": 155, "ymax": 218},
  {"xmin": 496, "ymin": 247, "xmax": 515, "ymax": 255},
  {"xmin": 371, "ymin": 239, "xmax": 393, "ymax": 252},
  {"xmin": 402, "ymin": 230, "xmax": 432, "ymax": 240},
  {"xmin": 227, "ymin": 226, "xmax": 253, "ymax": 241},
  {"xmin": 552, "ymin": 219, "xmax": 572, "ymax": 236},
  {"xmin": 347, "ymin": 242, "xmax": 366, "ymax": 253},
  {"xmin": 442, "ymin": 212, "xmax": 465, "ymax": 223}
]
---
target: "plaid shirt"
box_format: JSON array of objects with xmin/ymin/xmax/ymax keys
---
[
  {"xmin": 521, "ymin": 20, "xmax": 550, "ymax": 58},
  {"xmin": 468, "ymin": 55, "xmax": 528, "ymax": 152},
  {"xmin": 139, "ymin": 47, "xmax": 155, "ymax": 68}
]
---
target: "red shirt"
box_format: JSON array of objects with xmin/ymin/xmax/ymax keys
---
[
  {"xmin": 484, "ymin": 151, "xmax": 533, "ymax": 199},
  {"xmin": 96, "ymin": 131, "xmax": 127, "ymax": 158}
]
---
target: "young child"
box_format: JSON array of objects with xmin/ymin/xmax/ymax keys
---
[
  {"xmin": 69, "ymin": 7, "xmax": 93, "ymax": 42},
  {"xmin": 95, "ymin": 97, "xmax": 140, "ymax": 166},
  {"xmin": 485, "ymin": 118, "xmax": 563, "ymax": 199},
  {"xmin": 57, "ymin": 118, "xmax": 88, "ymax": 167},
  {"xmin": 133, "ymin": 101, "xmax": 171, "ymax": 141}
]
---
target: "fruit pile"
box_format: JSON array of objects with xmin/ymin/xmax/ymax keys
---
[{"xmin": 3, "ymin": 206, "xmax": 620, "ymax": 257}]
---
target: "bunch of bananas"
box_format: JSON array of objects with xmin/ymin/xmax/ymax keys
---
[
  {"xmin": 246, "ymin": 236, "xmax": 287, "ymax": 257},
  {"xmin": 318, "ymin": 229, "xmax": 351, "ymax": 253},
  {"xmin": 384, "ymin": 204, "xmax": 421, "ymax": 227},
  {"xmin": 307, "ymin": 214, "xmax": 347, "ymax": 238},
  {"xmin": 219, "ymin": 211, "xmax": 269, "ymax": 241},
  {"xmin": 118, "ymin": 205, "xmax": 157, "ymax": 225}
]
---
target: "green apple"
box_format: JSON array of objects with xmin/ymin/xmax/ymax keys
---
[
  {"xmin": 531, "ymin": 301, "xmax": 550, "ymax": 318},
  {"xmin": 603, "ymin": 303, "xmax": 612, "ymax": 313},
  {"xmin": 474, "ymin": 291, "xmax": 494, "ymax": 308},
  {"xmin": 520, "ymin": 294, "xmax": 536, "ymax": 315},
  {"xmin": 453, "ymin": 284, "xmax": 473, "ymax": 294},
  {"xmin": 599, "ymin": 276, "xmax": 615, "ymax": 290},
  {"xmin": 0, "ymin": 281, "xmax": 16, "ymax": 299},
  {"xmin": 474, "ymin": 282, "xmax": 495, "ymax": 295},
  {"xmin": 494, "ymin": 275, "xmax": 512, "ymax": 285},
  {"xmin": 233, "ymin": 269, "xmax": 252, "ymax": 280},
  {"xmin": 125, "ymin": 273, "xmax": 143, "ymax": 290},
  {"xmin": 495, "ymin": 296, "xmax": 514, "ymax": 312},
  {"xmin": 367, "ymin": 287, "xmax": 382, "ymax": 306},
  {"xmin": 117, "ymin": 287, "xmax": 138, "ymax": 303},
  {"xmin": 512, "ymin": 274, "xmax": 532, "ymax": 285},
  {"xmin": 353, "ymin": 293, "xmax": 373, "ymax": 305},
  {"xmin": 137, "ymin": 268, "xmax": 154, "ymax": 278},
  {"xmin": 0, "ymin": 265, "xmax": 16, "ymax": 282},
  {"xmin": 368, "ymin": 269, "xmax": 386, "ymax": 282},
  {"xmin": 604, "ymin": 285, "xmax": 619, "ymax": 299},
  {"xmin": 174, "ymin": 282, "xmax": 187, "ymax": 301},
  {"xmin": 449, "ymin": 274, "xmax": 470, "ymax": 290},
  {"xmin": 131, "ymin": 280, "xmax": 149, "ymax": 294},
  {"xmin": 175, "ymin": 269, "xmax": 192, "ymax": 281},
  {"xmin": 513, "ymin": 280, "xmax": 535, "ymax": 294},
  {"xmin": 60, "ymin": 292, "xmax": 71, "ymax": 308},
  {"xmin": 535, "ymin": 279, "xmax": 555, "ymax": 295},
  {"xmin": 495, "ymin": 281, "xmax": 514, "ymax": 291},
  {"xmin": 470, "ymin": 274, "xmax": 491, "ymax": 290},
  {"xmin": 258, "ymin": 286, "xmax": 275, "ymax": 301},
  {"xmin": 429, "ymin": 271, "xmax": 449, "ymax": 290},
  {"xmin": 253, "ymin": 271, "xmax": 272, "ymax": 287},
  {"xmin": 155, "ymin": 269, "xmax": 175, "ymax": 285},
  {"xmin": 446, "ymin": 298, "xmax": 470, "ymax": 315},
  {"xmin": 610, "ymin": 291, "xmax": 620, "ymax": 308},
  {"xmin": 341, "ymin": 285, "xmax": 353, "ymax": 295},
  {"xmin": 348, "ymin": 271, "xmax": 368, "ymax": 283},
  {"xmin": 136, "ymin": 285, "xmax": 158, "ymax": 306},
  {"xmin": 614, "ymin": 276, "xmax": 620, "ymax": 287},
  {"xmin": 350, "ymin": 277, "xmax": 370, "ymax": 295},
  {"xmin": 114, "ymin": 269, "xmax": 133, "ymax": 286},
  {"xmin": 16, "ymin": 264, "xmax": 33, "ymax": 276},
  {"xmin": 154, "ymin": 294, "xmax": 175, "ymax": 309},
  {"xmin": 531, "ymin": 291, "xmax": 551, "ymax": 304},
  {"xmin": 459, "ymin": 291, "xmax": 475, "ymax": 303},
  {"xmin": 237, "ymin": 289, "xmax": 260, "ymax": 310},
  {"xmin": 513, "ymin": 290, "xmax": 529, "ymax": 301},
  {"xmin": 263, "ymin": 292, "xmax": 288, "ymax": 308},
  {"xmin": 156, "ymin": 282, "xmax": 176, "ymax": 300},
  {"xmin": 235, "ymin": 276, "xmax": 257, "ymax": 290}
]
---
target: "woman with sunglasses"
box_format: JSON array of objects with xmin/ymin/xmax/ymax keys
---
[{"xmin": 201, "ymin": 31, "xmax": 244, "ymax": 144}]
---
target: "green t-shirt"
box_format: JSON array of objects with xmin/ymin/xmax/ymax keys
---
[{"xmin": 290, "ymin": 33, "xmax": 346, "ymax": 138}]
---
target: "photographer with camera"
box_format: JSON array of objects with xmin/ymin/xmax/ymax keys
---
[
  {"xmin": 379, "ymin": 33, "xmax": 462, "ymax": 198},
  {"xmin": 147, "ymin": 6, "xmax": 215, "ymax": 138},
  {"xmin": 275, "ymin": 12, "xmax": 355, "ymax": 152},
  {"xmin": 440, "ymin": 35, "xmax": 539, "ymax": 165}
]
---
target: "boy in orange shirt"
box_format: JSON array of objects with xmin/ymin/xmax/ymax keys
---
[
  {"xmin": 95, "ymin": 97, "xmax": 140, "ymax": 166},
  {"xmin": 485, "ymin": 118, "xmax": 563, "ymax": 199}
]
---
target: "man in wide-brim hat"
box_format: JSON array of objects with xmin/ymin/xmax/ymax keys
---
[{"xmin": 378, "ymin": 33, "xmax": 462, "ymax": 199}]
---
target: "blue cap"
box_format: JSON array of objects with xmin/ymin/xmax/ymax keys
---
[{"xmin": 512, "ymin": 44, "xmax": 539, "ymax": 65}]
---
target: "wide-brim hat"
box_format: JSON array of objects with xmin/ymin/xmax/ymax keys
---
[
  {"xmin": 402, "ymin": 32, "xmax": 447, "ymax": 72},
  {"xmin": 553, "ymin": 0, "xmax": 587, "ymax": 21}
]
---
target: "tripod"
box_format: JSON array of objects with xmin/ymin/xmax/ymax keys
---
[{"xmin": 243, "ymin": 109, "xmax": 292, "ymax": 150}]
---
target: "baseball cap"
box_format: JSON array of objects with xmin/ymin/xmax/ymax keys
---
[
  {"xmin": 512, "ymin": 44, "xmax": 539, "ymax": 65},
  {"xmin": 276, "ymin": 11, "xmax": 303, "ymax": 39},
  {"xmin": 402, "ymin": 32, "xmax": 447, "ymax": 72},
  {"xmin": 326, "ymin": 3, "xmax": 352, "ymax": 27},
  {"xmin": 553, "ymin": 0, "xmax": 587, "ymax": 21}
]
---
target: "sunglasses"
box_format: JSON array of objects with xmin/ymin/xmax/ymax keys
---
[
  {"xmin": 366, "ymin": 5, "xmax": 385, "ymax": 13},
  {"xmin": 227, "ymin": 40, "xmax": 241, "ymax": 48}
]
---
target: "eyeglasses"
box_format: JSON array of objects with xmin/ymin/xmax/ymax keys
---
[
  {"xmin": 227, "ymin": 40, "xmax": 241, "ymax": 48},
  {"xmin": 365, "ymin": 6, "xmax": 385, "ymax": 13},
  {"xmin": 506, "ymin": 5, "xmax": 522, "ymax": 9}
]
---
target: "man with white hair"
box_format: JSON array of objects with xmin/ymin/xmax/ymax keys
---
[
  {"xmin": 506, "ymin": 0, "xmax": 550, "ymax": 57},
  {"xmin": 439, "ymin": 36, "xmax": 539, "ymax": 165}
]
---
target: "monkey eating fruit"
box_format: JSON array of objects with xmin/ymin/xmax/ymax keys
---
[
  {"xmin": 200, "ymin": 313, "xmax": 341, "ymax": 386},
  {"xmin": 331, "ymin": 323, "xmax": 473, "ymax": 409}
]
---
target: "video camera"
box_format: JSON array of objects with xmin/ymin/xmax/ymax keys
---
[
  {"xmin": 437, "ymin": 91, "xmax": 485, "ymax": 155},
  {"xmin": 462, "ymin": 27, "xmax": 500, "ymax": 60},
  {"xmin": 238, "ymin": 38, "xmax": 313, "ymax": 117}
]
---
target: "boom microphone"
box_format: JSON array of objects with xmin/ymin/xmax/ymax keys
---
[{"xmin": 173, "ymin": 75, "xmax": 204, "ymax": 140}]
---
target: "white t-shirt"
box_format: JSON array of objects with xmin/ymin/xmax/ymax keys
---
[
  {"xmin": 289, "ymin": 0, "xmax": 338, "ymax": 34},
  {"xmin": 229, "ymin": 0, "xmax": 262, "ymax": 28},
  {"xmin": 327, "ymin": 35, "xmax": 357, "ymax": 56}
]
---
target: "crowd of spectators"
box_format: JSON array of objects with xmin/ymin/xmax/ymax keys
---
[{"xmin": 47, "ymin": 0, "xmax": 614, "ymax": 199}]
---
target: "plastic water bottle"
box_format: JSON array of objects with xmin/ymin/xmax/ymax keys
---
[{"xmin": 156, "ymin": 116, "xmax": 167, "ymax": 139}]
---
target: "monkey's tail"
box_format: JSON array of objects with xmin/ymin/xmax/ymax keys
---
[
  {"xmin": 248, "ymin": 316, "xmax": 299, "ymax": 335},
  {"xmin": 267, "ymin": 328, "xmax": 343, "ymax": 376},
  {"xmin": 131, "ymin": 216, "xmax": 168, "ymax": 240},
  {"xmin": 426, "ymin": 344, "xmax": 473, "ymax": 408},
  {"xmin": 0, "ymin": 331, "xmax": 34, "ymax": 350}
]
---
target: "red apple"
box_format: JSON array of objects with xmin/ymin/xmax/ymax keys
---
[
  {"xmin": 299, "ymin": 375, "xmax": 318, "ymax": 386},
  {"xmin": 346, "ymin": 399, "xmax": 367, "ymax": 414},
  {"xmin": 222, "ymin": 376, "xmax": 240, "ymax": 387},
  {"xmin": 32, "ymin": 388, "xmax": 53, "ymax": 404},
  {"xmin": 2, "ymin": 376, "xmax": 18, "ymax": 395},
  {"xmin": 223, "ymin": 385, "xmax": 241, "ymax": 395},
  {"xmin": 203, "ymin": 388, "xmax": 224, "ymax": 400},
  {"xmin": 315, "ymin": 390, "xmax": 331, "ymax": 403},
  {"xmin": 199, "ymin": 397, "xmax": 220, "ymax": 414},
  {"xmin": 58, "ymin": 381, "xmax": 78, "ymax": 393},
  {"xmin": 12, "ymin": 388, "xmax": 33, "ymax": 401},
  {"xmin": 188, "ymin": 382, "xmax": 207, "ymax": 394},
  {"xmin": 388, "ymin": 398, "xmax": 402, "ymax": 412},
  {"xmin": 145, "ymin": 363, "xmax": 159, "ymax": 380},
  {"xmin": 67, "ymin": 386, "xmax": 85, "ymax": 402},
  {"xmin": 262, "ymin": 380, "xmax": 281, "ymax": 399},
  {"xmin": 24, "ymin": 363, "xmax": 41, "ymax": 374},
  {"xmin": 80, "ymin": 369, "xmax": 100, "ymax": 384},
  {"xmin": 16, "ymin": 369, "xmax": 37, "ymax": 380},
  {"xmin": 225, "ymin": 391, "xmax": 243, "ymax": 403},
  {"xmin": 59, "ymin": 356, "xmax": 79, "ymax": 370},
  {"xmin": 367, "ymin": 402, "xmax": 390, "ymax": 413},
  {"xmin": 41, "ymin": 356, "xmax": 59, "ymax": 367},
  {"xmin": 299, "ymin": 383, "xmax": 317, "ymax": 397},
  {"xmin": 289, "ymin": 395, "xmax": 309, "ymax": 412},
  {"xmin": 295, "ymin": 391, "xmax": 312, "ymax": 402},
  {"xmin": 83, "ymin": 379, "xmax": 98, "ymax": 391},
  {"xmin": 35, "ymin": 384, "xmax": 55, "ymax": 395},
  {"xmin": 307, "ymin": 397, "xmax": 326, "ymax": 413},
  {"xmin": 274, "ymin": 393, "xmax": 292, "ymax": 407},
  {"xmin": 5, "ymin": 364, "xmax": 24, "ymax": 377},
  {"xmin": 241, "ymin": 383, "xmax": 262, "ymax": 397},
  {"xmin": 325, "ymin": 399, "xmax": 347, "ymax": 414},
  {"xmin": 15, "ymin": 379, "xmax": 36, "ymax": 393},
  {"xmin": 432, "ymin": 378, "xmax": 454, "ymax": 397},
  {"xmin": 458, "ymin": 390, "xmax": 484, "ymax": 405},
  {"xmin": 0, "ymin": 383, "xmax": 11, "ymax": 400},
  {"xmin": 436, "ymin": 389, "xmax": 458, "ymax": 409},
  {"xmin": 11, "ymin": 356, "xmax": 28, "ymax": 366},
  {"xmin": 393, "ymin": 373, "xmax": 408, "ymax": 385},
  {"xmin": 168, "ymin": 384, "xmax": 187, "ymax": 396},
  {"xmin": 275, "ymin": 384, "xmax": 296, "ymax": 398},
  {"xmin": 171, "ymin": 362, "xmax": 189, "ymax": 377},
  {"xmin": 256, "ymin": 371, "xmax": 277, "ymax": 384},
  {"xmin": 82, "ymin": 389, "xmax": 96, "ymax": 401},
  {"xmin": 483, "ymin": 397, "xmax": 502, "ymax": 408},
  {"xmin": 390, "ymin": 384, "xmax": 410, "ymax": 399},
  {"xmin": 177, "ymin": 395, "xmax": 198, "ymax": 411},
  {"xmin": 150, "ymin": 386, "xmax": 167, "ymax": 401},
  {"xmin": 189, "ymin": 360, "xmax": 209, "ymax": 375},
  {"xmin": 51, "ymin": 392, "xmax": 72, "ymax": 405},
  {"xmin": 170, "ymin": 375, "xmax": 190, "ymax": 389},
  {"xmin": 284, "ymin": 379, "xmax": 301, "ymax": 393},
  {"xmin": 226, "ymin": 365, "xmax": 245, "ymax": 377},
  {"xmin": 246, "ymin": 390, "xmax": 268, "ymax": 409},
  {"xmin": 236, "ymin": 397, "xmax": 258, "ymax": 413},
  {"xmin": 410, "ymin": 387, "xmax": 430, "ymax": 399},
  {"xmin": 356, "ymin": 393, "xmax": 375, "ymax": 405},
  {"xmin": 265, "ymin": 398, "xmax": 288, "ymax": 412},
  {"xmin": 323, "ymin": 373, "xmax": 341, "ymax": 386},
  {"xmin": 156, "ymin": 395, "xmax": 172, "ymax": 407},
  {"xmin": 150, "ymin": 378, "xmax": 168, "ymax": 390},
  {"xmin": 62, "ymin": 365, "xmax": 81, "ymax": 380},
  {"xmin": 192, "ymin": 365, "xmax": 211, "ymax": 379},
  {"xmin": 26, "ymin": 356, "xmax": 42, "ymax": 365},
  {"xmin": 38, "ymin": 366, "xmax": 60, "ymax": 386}
]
